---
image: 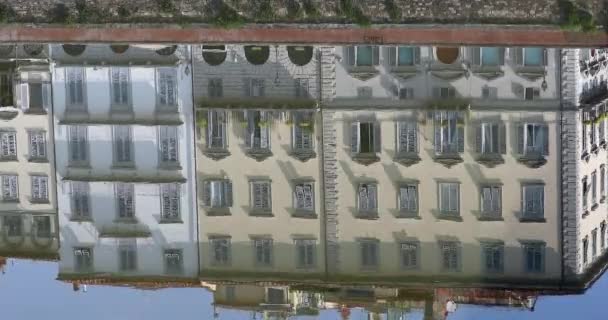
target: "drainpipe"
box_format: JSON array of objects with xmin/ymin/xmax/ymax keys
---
[{"xmin": 558, "ymin": 47, "xmax": 565, "ymax": 288}]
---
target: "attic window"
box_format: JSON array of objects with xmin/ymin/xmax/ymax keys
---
[
  {"xmin": 110, "ymin": 45, "xmax": 130, "ymax": 54},
  {"xmin": 287, "ymin": 46, "xmax": 314, "ymax": 66},
  {"xmin": 244, "ymin": 46, "xmax": 270, "ymax": 65},
  {"xmin": 23, "ymin": 44, "xmax": 43, "ymax": 56},
  {"xmin": 156, "ymin": 45, "xmax": 178, "ymax": 56},
  {"xmin": 202, "ymin": 45, "xmax": 227, "ymax": 66},
  {"xmin": 63, "ymin": 44, "xmax": 86, "ymax": 56},
  {"xmin": 436, "ymin": 47, "xmax": 460, "ymax": 64}
]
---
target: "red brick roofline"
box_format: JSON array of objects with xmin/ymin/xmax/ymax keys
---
[{"xmin": 0, "ymin": 25, "xmax": 606, "ymax": 47}]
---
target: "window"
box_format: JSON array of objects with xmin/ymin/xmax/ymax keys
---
[
  {"xmin": 400, "ymin": 242, "xmax": 419, "ymax": 269},
  {"xmin": 360, "ymin": 240, "xmax": 379, "ymax": 269},
  {"xmin": 345, "ymin": 46, "xmax": 379, "ymax": 67},
  {"xmin": 599, "ymin": 119, "xmax": 606, "ymax": 142},
  {"xmin": 210, "ymin": 237, "xmax": 231, "ymax": 265},
  {"xmin": 482, "ymin": 243, "xmax": 504, "ymax": 273},
  {"xmin": 295, "ymin": 239, "xmax": 316, "ymax": 268},
  {"xmin": 592, "ymin": 170, "xmax": 598, "ymax": 206},
  {"xmin": 351, "ymin": 122, "xmax": 379, "ymax": 154},
  {"xmin": 157, "ymin": 68, "xmax": 177, "ymax": 107},
  {"xmin": 31, "ymin": 175, "xmax": 48, "ymax": 202},
  {"xmin": 202, "ymin": 180, "xmax": 233, "ymax": 209},
  {"xmin": 357, "ymin": 183, "xmax": 378, "ymax": 214},
  {"xmin": 110, "ymin": 67, "xmax": 130, "ymax": 107},
  {"xmin": 292, "ymin": 112, "xmax": 314, "ymax": 152},
  {"xmin": 246, "ymin": 111, "xmax": 270, "ymax": 150},
  {"xmin": 524, "ymin": 87, "xmax": 541, "ymax": 100},
  {"xmin": 357, "ymin": 86, "xmax": 373, "ymax": 98},
  {"xmin": 590, "ymin": 121, "xmax": 597, "ymax": 146},
  {"xmin": 480, "ymin": 47, "xmax": 501, "ymax": 66},
  {"xmin": 434, "ymin": 111, "xmax": 464, "ymax": 154},
  {"xmin": 70, "ymin": 182, "xmax": 90, "ymax": 219},
  {"xmin": 164, "ymin": 249, "xmax": 183, "ymax": 275},
  {"xmin": 522, "ymin": 184, "xmax": 544, "ymax": 218},
  {"xmin": 583, "ymin": 237, "xmax": 589, "ymax": 264},
  {"xmin": 250, "ymin": 181, "xmax": 271, "ymax": 212},
  {"xmin": 159, "ymin": 126, "xmax": 179, "ymax": 165},
  {"xmin": 601, "ymin": 165, "xmax": 606, "ymax": 199},
  {"xmin": 395, "ymin": 46, "xmax": 417, "ymax": 66},
  {"xmin": 68, "ymin": 126, "xmax": 88, "ymax": 164},
  {"xmin": 3, "ymin": 216, "xmax": 22, "ymax": 237},
  {"xmin": 399, "ymin": 87, "xmax": 414, "ymax": 100},
  {"xmin": 246, "ymin": 78, "xmax": 265, "ymax": 97},
  {"xmin": 34, "ymin": 216, "xmax": 51, "ymax": 238},
  {"xmin": 396, "ymin": 122, "xmax": 417, "ymax": 154},
  {"xmin": 523, "ymin": 243, "xmax": 545, "ymax": 273},
  {"xmin": 295, "ymin": 78, "xmax": 309, "ymax": 98},
  {"xmin": 398, "ymin": 184, "xmax": 418, "ymax": 215},
  {"xmin": 477, "ymin": 123, "xmax": 501, "ymax": 154},
  {"xmin": 522, "ymin": 47, "xmax": 544, "ymax": 66},
  {"xmin": 519, "ymin": 123, "xmax": 548, "ymax": 156},
  {"xmin": 26, "ymin": 83, "xmax": 47, "ymax": 111},
  {"xmin": 29, "ymin": 130, "xmax": 47, "ymax": 160},
  {"xmin": 113, "ymin": 126, "xmax": 133, "ymax": 165},
  {"xmin": 0, "ymin": 73, "xmax": 12, "ymax": 105},
  {"xmin": 592, "ymin": 229, "xmax": 598, "ymax": 259},
  {"xmin": 1, "ymin": 174, "xmax": 18, "ymax": 202},
  {"xmin": 119, "ymin": 244, "xmax": 137, "ymax": 271},
  {"xmin": 208, "ymin": 78, "xmax": 223, "ymax": 98},
  {"xmin": 160, "ymin": 184, "xmax": 180, "ymax": 221},
  {"xmin": 583, "ymin": 176, "xmax": 589, "ymax": 211},
  {"xmin": 480, "ymin": 186, "xmax": 501, "ymax": 217},
  {"xmin": 582, "ymin": 123, "xmax": 588, "ymax": 153},
  {"xmin": 293, "ymin": 182, "xmax": 314, "ymax": 212},
  {"xmin": 601, "ymin": 222, "xmax": 606, "ymax": 250},
  {"xmin": 115, "ymin": 183, "xmax": 135, "ymax": 219},
  {"xmin": 0, "ymin": 131, "xmax": 17, "ymax": 159},
  {"xmin": 254, "ymin": 238, "xmax": 273, "ymax": 266},
  {"xmin": 66, "ymin": 67, "xmax": 85, "ymax": 109},
  {"xmin": 206, "ymin": 110, "xmax": 227, "ymax": 149},
  {"xmin": 441, "ymin": 242, "xmax": 460, "ymax": 271},
  {"xmin": 74, "ymin": 247, "xmax": 92, "ymax": 272},
  {"xmin": 438, "ymin": 182, "xmax": 459, "ymax": 215},
  {"xmin": 481, "ymin": 86, "xmax": 498, "ymax": 99},
  {"xmin": 225, "ymin": 286, "xmax": 236, "ymax": 302},
  {"xmin": 432, "ymin": 87, "xmax": 456, "ymax": 99}
]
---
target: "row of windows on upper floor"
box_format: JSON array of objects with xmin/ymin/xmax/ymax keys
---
[
  {"xmin": 581, "ymin": 114, "xmax": 608, "ymax": 158},
  {"xmin": 65, "ymin": 125, "xmax": 180, "ymax": 168},
  {"xmin": 1, "ymin": 215, "xmax": 53, "ymax": 239},
  {"xmin": 72, "ymin": 246, "xmax": 183, "ymax": 275},
  {"xmin": 0, "ymin": 174, "xmax": 49, "ymax": 204},
  {"xmin": 0, "ymin": 130, "xmax": 48, "ymax": 162},
  {"xmin": 67, "ymin": 182, "xmax": 181, "ymax": 223},
  {"xmin": 200, "ymin": 179, "xmax": 546, "ymax": 222},
  {"xmin": 200, "ymin": 110, "xmax": 551, "ymax": 167},
  {"xmin": 582, "ymin": 220, "xmax": 608, "ymax": 267},
  {"xmin": 582, "ymin": 164, "xmax": 608, "ymax": 215},
  {"xmin": 0, "ymin": 73, "xmax": 50, "ymax": 112},
  {"xmin": 205, "ymin": 237, "xmax": 547, "ymax": 274}
]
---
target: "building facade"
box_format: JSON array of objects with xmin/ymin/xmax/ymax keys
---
[{"xmin": 51, "ymin": 44, "xmax": 198, "ymax": 279}]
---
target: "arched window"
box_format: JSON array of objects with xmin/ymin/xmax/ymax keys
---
[
  {"xmin": 156, "ymin": 45, "xmax": 178, "ymax": 56},
  {"xmin": 0, "ymin": 45, "xmax": 15, "ymax": 56},
  {"xmin": 110, "ymin": 44, "xmax": 130, "ymax": 54},
  {"xmin": 63, "ymin": 44, "xmax": 87, "ymax": 56},
  {"xmin": 435, "ymin": 47, "xmax": 460, "ymax": 64},
  {"xmin": 202, "ymin": 45, "xmax": 227, "ymax": 66},
  {"xmin": 287, "ymin": 46, "xmax": 313, "ymax": 66},
  {"xmin": 244, "ymin": 46, "xmax": 270, "ymax": 65},
  {"xmin": 23, "ymin": 44, "xmax": 44, "ymax": 56}
]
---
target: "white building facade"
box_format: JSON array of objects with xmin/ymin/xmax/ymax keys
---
[{"xmin": 52, "ymin": 44, "xmax": 198, "ymax": 279}]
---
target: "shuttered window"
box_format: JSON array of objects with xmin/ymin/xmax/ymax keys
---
[
  {"xmin": 31, "ymin": 175, "xmax": 48, "ymax": 202},
  {"xmin": 207, "ymin": 110, "xmax": 227, "ymax": 149},
  {"xmin": 110, "ymin": 67, "xmax": 130, "ymax": 107},
  {"xmin": 360, "ymin": 240, "xmax": 379, "ymax": 269},
  {"xmin": 601, "ymin": 165, "xmax": 606, "ymax": 198},
  {"xmin": 0, "ymin": 131, "xmax": 17, "ymax": 159},
  {"xmin": 254, "ymin": 238, "xmax": 273, "ymax": 266},
  {"xmin": 592, "ymin": 170, "xmax": 598, "ymax": 205},
  {"xmin": 293, "ymin": 182, "xmax": 314, "ymax": 211},
  {"xmin": 115, "ymin": 183, "xmax": 135, "ymax": 219},
  {"xmin": 295, "ymin": 239, "xmax": 316, "ymax": 268},
  {"xmin": 202, "ymin": 180, "xmax": 233, "ymax": 208},
  {"xmin": 396, "ymin": 122, "xmax": 417, "ymax": 154},
  {"xmin": 479, "ymin": 123, "xmax": 499, "ymax": 154},
  {"xmin": 113, "ymin": 126, "xmax": 133, "ymax": 164},
  {"xmin": 74, "ymin": 247, "xmax": 93, "ymax": 271},
  {"xmin": 433, "ymin": 111, "xmax": 464, "ymax": 154},
  {"xmin": 439, "ymin": 182, "xmax": 459, "ymax": 215},
  {"xmin": 29, "ymin": 130, "xmax": 46, "ymax": 160},
  {"xmin": 523, "ymin": 243, "xmax": 545, "ymax": 273},
  {"xmin": 68, "ymin": 126, "xmax": 88, "ymax": 164},
  {"xmin": 164, "ymin": 249, "xmax": 183, "ymax": 275},
  {"xmin": 66, "ymin": 67, "xmax": 85, "ymax": 109},
  {"xmin": 250, "ymin": 181, "xmax": 271, "ymax": 212},
  {"xmin": 400, "ymin": 242, "xmax": 418, "ymax": 269},
  {"xmin": 210, "ymin": 237, "xmax": 231, "ymax": 265},
  {"xmin": 292, "ymin": 112, "xmax": 314, "ymax": 152},
  {"xmin": 399, "ymin": 185, "xmax": 418, "ymax": 214},
  {"xmin": 441, "ymin": 242, "xmax": 460, "ymax": 271},
  {"xmin": 160, "ymin": 183, "xmax": 180, "ymax": 221},
  {"xmin": 71, "ymin": 182, "xmax": 90, "ymax": 219},
  {"xmin": 518, "ymin": 123, "xmax": 549, "ymax": 156},
  {"xmin": 246, "ymin": 111, "xmax": 270, "ymax": 150},
  {"xmin": 483, "ymin": 244, "xmax": 504, "ymax": 273},
  {"xmin": 157, "ymin": 68, "xmax": 177, "ymax": 107},
  {"xmin": 480, "ymin": 186, "xmax": 501, "ymax": 217},
  {"xmin": 119, "ymin": 244, "xmax": 137, "ymax": 271},
  {"xmin": 1, "ymin": 174, "xmax": 18, "ymax": 201},
  {"xmin": 357, "ymin": 183, "xmax": 378, "ymax": 214},
  {"xmin": 159, "ymin": 126, "xmax": 179, "ymax": 165},
  {"xmin": 351, "ymin": 122, "xmax": 380, "ymax": 154},
  {"xmin": 522, "ymin": 184, "xmax": 544, "ymax": 218}
]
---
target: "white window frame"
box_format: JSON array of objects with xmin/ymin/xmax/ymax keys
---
[
  {"xmin": 109, "ymin": 67, "xmax": 131, "ymax": 109},
  {"xmin": 434, "ymin": 111, "xmax": 463, "ymax": 154},
  {"xmin": 357, "ymin": 183, "xmax": 378, "ymax": 214},
  {"xmin": 160, "ymin": 183, "xmax": 180, "ymax": 221},
  {"xmin": 30, "ymin": 175, "xmax": 48, "ymax": 202},
  {"xmin": 70, "ymin": 182, "xmax": 90, "ymax": 219},
  {"xmin": 1, "ymin": 174, "xmax": 18, "ymax": 202},
  {"xmin": 522, "ymin": 123, "xmax": 548, "ymax": 155},
  {"xmin": 250, "ymin": 180, "xmax": 272, "ymax": 212},
  {"xmin": 112, "ymin": 126, "xmax": 133, "ymax": 165},
  {"xmin": 480, "ymin": 185, "xmax": 501, "ymax": 217},
  {"xmin": 246, "ymin": 111, "xmax": 270, "ymax": 150},
  {"xmin": 159, "ymin": 126, "xmax": 179, "ymax": 166},
  {"xmin": 202, "ymin": 179, "xmax": 233, "ymax": 209},
  {"xmin": 253, "ymin": 238, "xmax": 273, "ymax": 266},
  {"xmin": 210, "ymin": 237, "xmax": 231, "ymax": 266},
  {"xmin": 295, "ymin": 239, "xmax": 316, "ymax": 269},
  {"xmin": 115, "ymin": 183, "xmax": 135, "ymax": 220},
  {"xmin": 400, "ymin": 242, "xmax": 419, "ymax": 269},
  {"xmin": 398, "ymin": 184, "xmax": 418, "ymax": 215},
  {"xmin": 0, "ymin": 130, "xmax": 17, "ymax": 159},
  {"xmin": 206, "ymin": 110, "xmax": 227, "ymax": 149},
  {"xmin": 293, "ymin": 182, "xmax": 314, "ymax": 212},
  {"xmin": 65, "ymin": 67, "xmax": 86, "ymax": 110},
  {"xmin": 351, "ymin": 121, "xmax": 378, "ymax": 154},
  {"xmin": 157, "ymin": 68, "xmax": 178, "ymax": 108},
  {"xmin": 438, "ymin": 182, "xmax": 460, "ymax": 215},
  {"xmin": 480, "ymin": 123, "xmax": 499, "ymax": 154},
  {"xmin": 68, "ymin": 126, "xmax": 88, "ymax": 165},
  {"xmin": 28, "ymin": 130, "xmax": 47, "ymax": 160}
]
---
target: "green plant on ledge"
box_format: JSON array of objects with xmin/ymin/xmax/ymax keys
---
[
  {"xmin": 560, "ymin": 0, "xmax": 596, "ymax": 32},
  {"xmin": 212, "ymin": 2, "xmax": 245, "ymax": 29},
  {"xmin": 302, "ymin": 0, "xmax": 320, "ymax": 20},
  {"xmin": 338, "ymin": 0, "xmax": 371, "ymax": 27}
]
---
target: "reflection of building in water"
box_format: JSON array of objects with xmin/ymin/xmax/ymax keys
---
[
  {"xmin": 561, "ymin": 48, "xmax": 608, "ymax": 281},
  {"xmin": 192, "ymin": 45, "xmax": 326, "ymax": 281},
  {"xmin": 0, "ymin": 44, "xmax": 58, "ymax": 261},
  {"xmin": 51, "ymin": 44, "xmax": 198, "ymax": 280},
  {"xmin": 321, "ymin": 45, "xmax": 564, "ymax": 285}
]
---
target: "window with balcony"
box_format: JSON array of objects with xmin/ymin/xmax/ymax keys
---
[
  {"xmin": 202, "ymin": 179, "xmax": 233, "ymax": 210},
  {"xmin": 245, "ymin": 111, "xmax": 271, "ymax": 155},
  {"xmin": 1, "ymin": 174, "xmax": 18, "ymax": 202},
  {"xmin": 157, "ymin": 68, "xmax": 177, "ymax": 108},
  {"xmin": 433, "ymin": 111, "xmax": 464, "ymax": 156},
  {"xmin": 160, "ymin": 183, "xmax": 180, "ymax": 222},
  {"xmin": 357, "ymin": 183, "xmax": 378, "ymax": 217},
  {"xmin": 210, "ymin": 237, "xmax": 231, "ymax": 266},
  {"xmin": 0, "ymin": 130, "xmax": 16, "ymax": 160},
  {"xmin": 28, "ymin": 130, "xmax": 47, "ymax": 161},
  {"xmin": 206, "ymin": 110, "xmax": 227, "ymax": 151},
  {"xmin": 115, "ymin": 183, "xmax": 135, "ymax": 220},
  {"xmin": 291, "ymin": 112, "xmax": 315, "ymax": 160},
  {"xmin": 518, "ymin": 123, "xmax": 548, "ymax": 157}
]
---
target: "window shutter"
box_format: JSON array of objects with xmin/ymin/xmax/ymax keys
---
[
  {"xmin": 351, "ymin": 122, "xmax": 360, "ymax": 154},
  {"xmin": 368, "ymin": 184, "xmax": 377, "ymax": 210},
  {"xmin": 407, "ymin": 123, "xmax": 417, "ymax": 153},
  {"xmin": 32, "ymin": 177, "xmax": 40, "ymax": 198},
  {"xmin": 42, "ymin": 83, "xmax": 51, "ymax": 110},
  {"xmin": 514, "ymin": 48, "xmax": 523, "ymax": 65},
  {"xmin": 492, "ymin": 187, "xmax": 500, "ymax": 212},
  {"xmin": 388, "ymin": 47, "xmax": 396, "ymax": 66},
  {"xmin": 413, "ymin": 47, "xmax": 421, "ymax": 65},
  {"xmin": 303, "ymin": 184, "xmax": 313, "ymax": 210},
  {"xmin": 202, "ymin": 181, "xmax": 211, "ymax": 207},
  {"xmin": 517, "ymin": 124, "xmax": 524, "ymax": 154},
  {"xmin": 434, "ymin": 118, "xmax": 442, "ymax": 154},
  {"xmin": 541, "ymin": 125, "xmax": 549, "ymax": 155},
  {"xmin": 260, "ymin": 125, "xmax": 269, "ymax": 149},
  {"xmin": 475, "ymin": 125, "xmax": 482, "ymax": 153},
  {"xmin": 373, "ymin": 122, "xmax": 381, "ymax": 153},
  {"xmin": 345, "ymin": 46, "xmax": 355, "ymax": 66},
  {"xmin": 542, "ymin": 48, "xmax": 548, "ymax": 66},
  {"xmin": 457, "ymin": 126, "xmax": 465, "ymax": 153},
  {"xmin": 372, "ymin": 46, "xmax": 380, "ymax": 66},
  {"xmin": 20, "ymin": 83, "xmax": 29, "ymax": 110},
  {"xmin": 471, "ymin": 47, "xmax": 481, "ymax": 66},
  {"xmin": 499, "ymin": 123, "xmax": 507, "ymax": 154},
  {"xmin": 498, "ymin": 48, "xmax": 506, "ymax": 65},
  {"xmin": 224, "ymin": 180, "xmax": 233, "ymax": 207}
]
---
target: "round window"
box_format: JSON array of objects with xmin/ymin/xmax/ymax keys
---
[{"xmin": 435, "ymin": 47, "xmax": 460, "ymax": 64}]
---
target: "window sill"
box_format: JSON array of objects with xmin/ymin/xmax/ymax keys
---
[
  {"xmin": 156, "ymin": 106, "xmax": 179, "ymax": 114},
  {"xmin": 477, "ymin": 215, "xmax": 504, "ymax": 221},
  {"xmin": 395, "ymin": 212, "xmax": 420, "ymax": 219},
  {"xmin": 68, "ymin": 162, "xmax": 91, "ymax": 169},
  {"xmin": 205, "ymin": 207, "xmax": 232, "ymax": 216},
  {"xmin": 433, "ymin": 154, "xmax": 463, "ymax": 168},
  {"xmin": 591, "ymin": 144, "xmax": 600, "ymax": 155},
  {"xmin": 290, "ymin": 149, "xmax": 316, "ymax": 162},
  {"xmin": 291, "ymin": 211, "xmax": 318, "ymax": 219},
  {"xmin": 355, "ymin": 212, "xmax": 379, "ymax": 220},
  {"xmin": 245, "ymin": 149, "xmax": 273, "ymax": 162},
  {"xmin": 30, "ymin": 199, "xmax": 50, "ymax": 204},
  {"xmin": 582, "ymin": 210, "xmax": 590, "ymax": 218},
  {"xmin": 28, "ymin": 157, "xmax": 48, "ymax": 163},
  {"xmin": 0, "ymin": 199, "xmax": 19, "ymax": 203},
  {"xmin": 113, "ymin": 218, "xmax": 139, "ymax": 224},
  {"xmin": 249, "ymin": 210, "xmax": 274, "ymax": 217},
  {"xmin": 437, "ymin": 214, "xmax": 463, "ymax": 222},
  {"xmin": 158, "ymin": 163, "xmax": 182, "ymax": 171},
  {"xmin": 202, "ymin": 148, "xmax": 231, "ymax": 161},
  {"xmin": 600, "ymin": 140, "xmax": 607, "ymax": 150},
  {"xmin": 581, "ymin": 151, "xmax": 591, "ymax": 162},
  {"xmin": 70, "ymin": 216, "xmax": 93, "ymax": 222},
  {"xmin": 394, "ymin": 153, "xmax": 421, "ymax": 167},
  {"xmin": 159, "ymin": 219, "xmax": 183, "ymax": 224},
  {"xmin": 111, "ymin": 163, "xmax": 136, "ymax": 170},
  {"xmin": 0, "ymin": 156, "xmax": 18, "ymax": 162},
  {"xmin": 475, "ymin": 154, "xmax": 505, "ymax": 168},
  {"xmin": 352, "ymin": 153, "xmax": 380, "ymax": 166},
  {"xmin": 517, "ymin": 155, "xmax": 547, "ymax": 168},
  {"xmin": 519, "ymin": 217, "xmax": 547, "ymax": 223},
  {"xmin": 359, "ymin": 266, "xmax": 380, "ymax": 272},
  {"xmin": 600, "ymin": 196, "xmax": 606, "ymax": 203},
  {"xmin": 23, "ymin": 108, "xmax": 47, "ymax": 115}
]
